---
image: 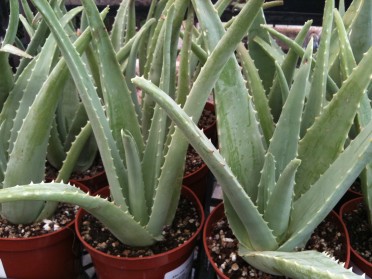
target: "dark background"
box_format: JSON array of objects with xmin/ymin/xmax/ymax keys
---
[
  {"xmin": 0, "ymin": 1, "xmax": 355, "ymax": 39},
  {"xmin": 263, "ymin": 0, "xmax": 353, "ymax": 25}
]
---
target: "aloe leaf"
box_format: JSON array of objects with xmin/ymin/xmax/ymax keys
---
[
  {"xmin": 82, "ymin": 0, "xmax": 144, "ymax": 159},
  {"xmin": 264, "ymin": 159, "xmax": 301, "ymax": 241},
  {"xmin": 122, "ymin": 131, "xmax": 148, "ymax": 226},
  {"xmin": 334, "ymin": 9, "xmax": 356, "ymax": 82},
  {"xmin": 2, "ymin": 0, "xmax": 19, "ymax": 46},
  {"xmin": 20, "ymin": 0, "xmax": 35, "ymax": 27},
  {"xmin": 349, "ymin": 0, "xmax": 372, "ymax": 63},
  {"xmin": 0, "ymin": 44, "xmax": 32, "ymax": 58},
  {"xmin": 253, "ymin": 36, "xmax": 285, "ymax": 65},
  {"xmin": 193, "ymin": 0, "xmax": 265, "ymax": 202},
  {"xmin": 334, "ymin": 6, "xmax": 372, "ymax": 227},
  {"xmin": 141, "ymin": 16, "xmax": 166, "ymax": 140},
  {"xmin": 116, "ymin": 18, "xmax": 156, "ymax": 64},
  {"xmin": 179, "ymin": 30, "xmax": 207, "ymax": 64},
  {"xmin": 268, "ymin": 20, "xmax": 313, "ymax": 121},
  {"xmin": 334, "ymin": 8, "xmax": 371, "ymax": 133},
  {"xmin": 125, "ymin": 28, "xmax": 144, "ymax": 120},
  {"xmin": 141, "ymin": 5, "xmax": 175, "ymax": 213},
  {"xmin": 8, "ymin": 34, "xmax": 58, "ymax": 151},
  {"xmin": 187, "ymin": 0, "xmax": 267, "ymax": 245},
  {"xmin": 262, "ymin": 25, "xmax": 340, "ymax": 96},
  {"xmin": 47, "ymin": 120, "xmax": 68, "ymax": 169},
  {"xmin": 295, "ymin": 47, "xmax": 372, "ymax": 199},
  {"xmin": 284, "ymin": 119, "xmax": 372, "ymax": 251},
  {"xmin": 0, "ymin": 0, "xmax": 19, "ymax": 108},
  {"xmin": 56, "ymin": 76, "xmax": 81, "ymax": 141},
  {"xmin": 0, "ymin": 53, "xmax": 15, "ymax": 111},
  {"xmin": 268, "ymin": 41, "xmax": 313, "ymax": 179},
  {"xmin": 56, "ymin": 123, "xmax": 94, "ymax": 183},
  {"xmin": 0, "ymin": 183, "xmax": 158, "ymax": 246},
  {"xmin": 0, "ymin": 122, "xmax": 7, "ymax": 183},
  {"xmin": 133, "ymin": 76, "xmax": 278, "ymax": 251},
  {"xmin": 14, "ymin": 4, "xmax": 51, "ymax": 79},
  {"xmin": 73, "ymin": 0, "xmax": 142, "ymax": 206},
  {"xmin": 214, "ymin": 0, "xmax": 233, "ymax": 14},
  {"xmin": 301, "ymin": 0, "xmax": 334, "ymax": 134},
  {"xmin": 0, "ymin": 57, "xmax": 36, "ymax": 166},
  {"xmin": 140, "ymin": 1, "xmax": 188, "ymax": 237},
  {"xmin": 237, "ymin": 42, "xmax": 274, "ymax": 144},
  {"xmin": 248, "ymin": 8, "xmax": 276, "ymax": 95},
  {"xmin": 256, "ymin": 153, "xmax": 276, "ymax": 214},
  {"xmin": 30, "ymin": 0, "xmax": 128, "ymax": 211},
  {"xmin": 9, "ymin": 6, "xmax": 84, "ymax": 153},
  {"xmin": 240, "ymin": 249, "xmax": 362, "ymax": 278},
  {"xmin": 19, "ymin": 14, "xmax": 35, "ymax": 38},
  {"xmin": 274, "ymin": 61, "xmax": 290, "ymax": 103},
  {"xmin": 339, "ymin": 0, "xmax": 346, "ymax": 15},
  {"xmin": 37, "ymin": 122, "xmax": 95, "ymax": 221},
  {"xmin": 110, "ymin": 0, "xmax": 135, "ymax": 51},
  {"xmin": 176, "ymin": 3, "xmax": 193, "ymax": 107},
  {"xmin": 1, "ymin": 17, "xmax": 95, "ymax": 224}
]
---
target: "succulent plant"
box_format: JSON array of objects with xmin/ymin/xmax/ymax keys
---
[
  {"xmin": 0, "ymin": 3, "xmax": 370, "ymax": 279},
  {"xmin": 130, "ymin": 0, "xmax": 372, "ymax": 277},
  {"xmin": 0, "ymin": 0, "xmax": 249, "ymax": 247},
  {"xmin": 0, "ymin": 1, "xmax": 109, "ymax": 224}
]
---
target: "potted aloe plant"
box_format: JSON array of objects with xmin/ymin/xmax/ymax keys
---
[
  {"xmin": 0, "ymin": 0, "xmax": 216, "ymax": 278},
  {"xmin": 338, "ymin": 0, "xmax": 372, "ymax": 275},
  {"xmin": 0, "ymin": 1, "xmax": 113, "ymax": 278},
  {"xmin": 0, "ymin": 0, "xmax": 266, "ymax": 277},
  {"xmin": 130, "ymin": 0, "xmax": 372, "ymax": 277}
]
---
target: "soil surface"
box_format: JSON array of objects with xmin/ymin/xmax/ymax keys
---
[
  {"xmin": 206, "ymin": 214, "xmax": 347, "ymax": 279},
  {"xmin": 79, "ymin": 196, "xmax": 201, "ymax": 257},
  {"xmin": 45, "ymin": 156, "xmax": 104, "ymax": 182},
  {"xmin": 184, "ymin": 106, "xmax": 216, "ymax": 176},
  {"xmin": 342, "ymin": 201, "xmax": 372, "ymax": 263},
  {"xmin": 0, "ymin": 203, "xmax": 78, "ymax": 238}
]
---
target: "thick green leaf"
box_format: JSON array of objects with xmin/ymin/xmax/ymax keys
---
[{"xmin": 240, "ymin": 249, "xmax": 362, "ymax": 278}]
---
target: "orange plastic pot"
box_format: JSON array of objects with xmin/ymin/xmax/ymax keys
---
[
  {"xmin": 183, "ymin": 162, "xmax": 211, "ymax": 205},
  {"xmin": 71, "ymin": 170, "xmax": 108, "ymax": 194},
  {"xmin": 202, "ymin": 102, "xmax": 217, "ymax": 147},
  {"xmin": 340, "ymin": 197, "xmax": 372, "ymax": 277},
  {"xmin": 183, "ymin": 102, "xmax": 216, "ymax": 204},
  {"xmin": 0, "ymin": 182, "xmax": 88, "ymax": 279},
  {"xmin": 204, "ymin": 203, "xmax": 350, "ymax": 279},
  {"xmin": 76, "ymin": 186, "xmax": 205, "ymax": 279}
]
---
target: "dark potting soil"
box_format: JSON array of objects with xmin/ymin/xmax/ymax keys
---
[
  {"xmin": 184, "ymin": 106, "xmax": 216, "ymax": 176},
  {"xmin": 197, "ymin": 106, "xmax": 216, "ymax": 130},
  {"xmin": 45, "ymin": 156, "xmax": 104, "ymax": 182},
  {"xmin": 79, "ymin": 195, "xmax": 201, "ymax": 257},
  {"xmin": 184, "ymin": 146, "xmax": 204, "ymax": 176},
  {"xmin": 206, "ymin": 215, "xmax": 347, "ymax": 279},
  {"xmin": 349, "ymin": 178, "xmax": 362, "ymax": 194},
  {"xmin": 0, "ymin": 203, "xmax": 78, "ymax": 238},
  {"xmin": 342, "ymin": 201, "xmax": 372, "ymax": 263}
]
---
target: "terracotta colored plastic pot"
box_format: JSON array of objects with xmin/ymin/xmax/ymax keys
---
[
  {"xmin": 335, "ymin": 179, "xmax": 362, "ymax": 212},
  {"xmin": 0, "ymin": 222, "xmax": 80, "ymax": 279},
  {"xmin": 340, "ymin": 197, "xmax": 372, "ymax": 277},
  {"xmin": 0, "ymin": 182, "xmax": 88, "ymax": 279},
  {"xmin": 76, "ymin": 186, "xmax": 205, "ymax": 279},
  {"xmin": 182, "ymin": 102, "xmax": 216, "ymax": 204},
  {"xmin": 71, "ymin": 170, "xmax": 108, "ymax": 194},
  {"xmin": 204, "ymin": 203, "xmax": 351, "ymax": 279},
  {"xmin": 202, "ymin": 102, "xmax": 217, "ymax": 147},
  {"xmin": 183, "ymin": 162, "xmax": 211, "ymax": 205}
]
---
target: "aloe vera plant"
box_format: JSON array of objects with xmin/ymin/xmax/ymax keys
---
[
  {"xmin": 0, "ymin": 2, "xmax": 369, "ymax": 278},
  {"xmin": 129, "ymin": 0, "xmax": 372, "ymax": 277},
  {"xmin": 0, "ymin": 1, "xmax": 110, "ymax": 224},
  {"xmin": 0, "ymin": 0, "xmax": 264, "ymax": 248}
]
